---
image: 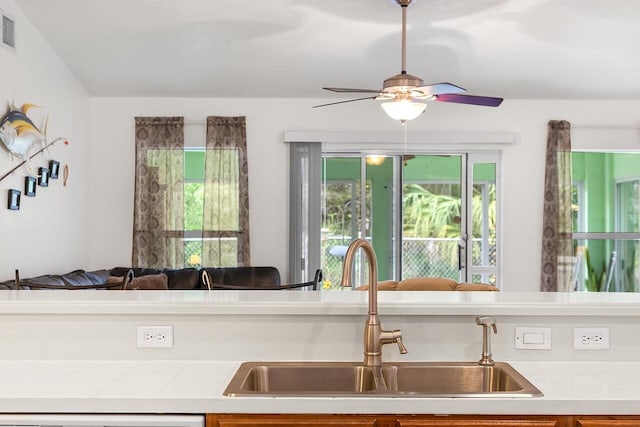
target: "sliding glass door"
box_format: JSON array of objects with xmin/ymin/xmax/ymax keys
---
[
  {"xmin": 466, "ymin": 154, "xmax": 498, "ymax": 285},
  {"xmin": 321, "ymin": 152, "xmax": 500, "ymax": 289},
  {"xmin": 402, "ymin": 155, "xmax": 463, "ymax": 281}
]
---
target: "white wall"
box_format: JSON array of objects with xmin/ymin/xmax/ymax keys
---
[
  {"xmin": 0, "ymin": 0, "xmax": 91, "ymax": 280},
  {"xmin": 2, "ymin": 310, "xmax": 640, "ymax": 362},
  {"xmin": 89, "ymin": 97, "xmax": 640, "ymax": 291}
]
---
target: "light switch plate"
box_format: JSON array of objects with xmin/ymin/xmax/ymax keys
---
[{"xmin": 515, "ymin": 326, "xmax": 551, "ymax": 350}]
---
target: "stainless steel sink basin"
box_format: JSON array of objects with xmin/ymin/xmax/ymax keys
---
[{"xmin": 224, "ymin": 361, "xmax": 543, "ymax": 398}]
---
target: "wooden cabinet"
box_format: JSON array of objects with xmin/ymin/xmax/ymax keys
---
[
  {"xmin": 574, "ymin": 417, "xmax": 640, "ymax": 427},
  {"xmin": 206, "ymin": 414, "xmax": 378, "ymax": 427},
  {"xmin": 396, "ymin": 415, "xmax": 567, "ymax": 426},
  {"xmin": 207, "ymin": 414, "xmax": 640, "ymax": 427},
  {"xmin": 206, "ymin": 414, "xmax": 569, "ymax": 427}
]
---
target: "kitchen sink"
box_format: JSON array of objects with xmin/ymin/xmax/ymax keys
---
[{"xmin": 223, "ymin": 361, "xmax": 543, "ymax": 398}]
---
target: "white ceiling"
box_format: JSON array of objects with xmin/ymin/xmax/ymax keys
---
[{"xmin": 15, "ymin": 0, "xmax": 640, "ymax": 100}]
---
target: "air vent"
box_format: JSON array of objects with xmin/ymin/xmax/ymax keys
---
[{"xmin": 1, "ymin": 9, "xmax": 15, "ymax": 52}]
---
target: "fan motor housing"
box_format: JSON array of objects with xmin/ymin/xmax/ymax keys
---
[{"xmin": 382, "ymin": 73, "xmax": 424, "ymax": 92}]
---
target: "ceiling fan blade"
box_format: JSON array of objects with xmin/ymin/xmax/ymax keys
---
[
  {"xmin": 323, "ymin": 87, "xmax": 381, "ymax": 94},
  {"xmin": 414, "ymin": 82, "xmax": 466, "ymax": 97},
  {"xmin": 435, "ymin": 93, "xmax": 503, "ymax": 107},
  {"xmin": 313, "ymin": 96, "xmax": 377, "ymax": 108}
]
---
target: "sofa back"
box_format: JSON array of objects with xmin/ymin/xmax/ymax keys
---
[
  {"xmin": 109, "ymin": 267, "xmax": 202, "ymax": 290},
  {"xmin": 356, "ymin": 277, "xmax": 498, "ymax": 292},
  {"xmin": 0, "ymin": 269, "xmax": 113, "ymax": 290},
  {"xmin": 201, "ymin": 266, "xmax": 281, "ymax": 289},
  {"xmin": 1, "ymin": 266, "xmax": 309, "ymax": 291}
]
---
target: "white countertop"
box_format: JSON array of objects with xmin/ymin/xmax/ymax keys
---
[
  {"xmin": 3, "ymin": 290, "xmax": 640, "ymax": 316},
  {"xmin": 2, "ymin": 291, "xmax": 640, "ymax": 415},
  {"xmin": 0, "ymin": 360, "xmax": 639, "ymax": 415}
]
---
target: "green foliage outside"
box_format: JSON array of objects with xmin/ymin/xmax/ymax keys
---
[
  {"xmin": 401, "ymin": 183, "xmax": 496, "ymax": 282},
  {"xmin": 184, "ymin": 183, "xmax": 204, "ymax": 231},
  {"xmin": 402, "ymin": 183, "xmax": 496, "ymax": 241},
  {"xmin": 321, "ymin": 180, "xmax": 497, "ymax": 288}
]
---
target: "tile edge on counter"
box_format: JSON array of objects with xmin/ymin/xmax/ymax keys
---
[{"xmin": 1, "ymin": 290, "xmax": 640, "ymax": 316}]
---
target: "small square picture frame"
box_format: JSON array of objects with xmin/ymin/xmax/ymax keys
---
[
  {"xmin": 7, "ymin": 189, "xmax": 20, "ymax": 210},
  {"xmin": 49, "ymin": 160, "xmax": 60, "ymax": 179},
  {"xmin": 25, "ymin": 176, "xmax": 36, "ymax": 197},
  {"xmin": 38, "ymin": 167, "xmax": 49, "ymax": 187}
]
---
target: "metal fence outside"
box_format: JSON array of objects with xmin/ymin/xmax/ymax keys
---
[{"xmin": 321, "ymin": 236, "xmax": 496, "ymax": 289}]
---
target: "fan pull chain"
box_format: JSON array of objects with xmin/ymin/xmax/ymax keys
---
[{"xmin": 403, "ymin": 120, "xmax": 408, "ymax": 154}]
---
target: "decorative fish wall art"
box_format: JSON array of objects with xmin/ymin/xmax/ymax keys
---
[{"xmin": 0, "ymin": 103, "xmax": 48, "ymax": 173}]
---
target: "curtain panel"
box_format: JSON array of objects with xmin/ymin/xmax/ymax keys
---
[
  {"xmin": 202, "ymin": 116, "xmax": 250, "ymax": 267},
  {"xmin": 540, "ymin": 120, "xmax": 573, "ymax": 292},
  {"xmin": 132, "ymin": 117, "xmax": 185, "ymax": 268},
  {"xmin": 288, "ymin": 141, "xmax": 322, "ymax": 283}
]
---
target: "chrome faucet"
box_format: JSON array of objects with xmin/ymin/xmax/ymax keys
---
[
  {"xmin": 341, "ymin": 238, "xmax": 407, "ymax": 367},
  {"xmin": 475, "ymin": 316, "xmax": 497, "ymax": 366}
]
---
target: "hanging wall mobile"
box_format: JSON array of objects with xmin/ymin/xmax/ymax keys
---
[
  {"xmin": 24, "ymin": 176, "xmax": 36, "ymax": 197},
  {"xmin": 7, "ymin": 188, "xmax": 20, "ymax": 210},
  {"xmin": 49, "ymin": 160, "xmax": 60, "ymax": 178},
  {"xmin": 0, "ymin": 102, "xmax": 70, "ymax": 209}
]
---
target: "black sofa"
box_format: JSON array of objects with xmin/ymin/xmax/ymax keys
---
[{"xmin": 0, "ymin": 266, "xmax": 319, "ymax": 290}]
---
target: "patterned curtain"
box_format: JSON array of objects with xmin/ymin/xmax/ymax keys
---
[
  {"xmin": 132, "ymin": 117, "xmax": 185, "ymax": 268},
  {"xmin": 541, "ymin": 120, "xmax": 573, "ymax": 292},
  {"xmin": 202, "ymin": 116, "xmax": 250, "ymax": 267}
]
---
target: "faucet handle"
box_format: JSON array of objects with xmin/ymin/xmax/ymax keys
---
[
  {"xmin": 391, "ymin": 329, "xmax": 408, "ymax": 354},
  {"xmin": 396, "ymin": 335, "xmax": 408, "ymax": 354},
  {"xmin": 381, "ymin": 329, "xmax": 408, "ymax": 355}
]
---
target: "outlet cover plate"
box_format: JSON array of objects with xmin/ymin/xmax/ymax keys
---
[
  {"xmin": 515, "ymin": 326, "xmax": 551, "ymax": 350},
  {"xmin": 137, "ymin": 325, "xmax": 173, "ymax": 348},
  {"xmin": 573, "ymin": 327, "xmax": 610, "ymax": 350}
]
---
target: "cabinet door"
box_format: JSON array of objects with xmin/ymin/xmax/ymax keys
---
[
  {"xmin": 396, "ymin": 415, "xmax": 566, "ymax": 427},
  {"xmin": 576, "ymin": 419, "xmax": 640, "ymax": 427},
  {"xmin": 207, "ymin": 414, "xmax": 378, "ymax": 427}
]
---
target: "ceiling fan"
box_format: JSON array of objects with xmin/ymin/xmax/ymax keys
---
[{"xmin": 314, "ymin": 0, "xmax": 503, "ymax": 122}]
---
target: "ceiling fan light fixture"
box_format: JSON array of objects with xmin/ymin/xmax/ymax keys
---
[
  {"xmin": 316, "ymin": 0, "xmax": 502, "ymax": 118},
  {"xmin": 381, "ymin": 99, "xmax": 426, "ymax": 121},
  {"xmin": 366, "ymin": 155, "xmax": 386, "ymax": 166}
]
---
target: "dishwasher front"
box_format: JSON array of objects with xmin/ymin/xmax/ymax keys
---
[{"xmin": 0, "ymin": 414, "xmax": 204, "ymax": 427}]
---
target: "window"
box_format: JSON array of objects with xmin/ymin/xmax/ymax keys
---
[
  {"xmin": 133, "ymin": 116, "xmax": 249, "ymax": 269},
  {"xmin": 184, "ymin": 149, "xmax": 205, "ymax": 267},
  {"xmin": 572, "ymin": 152, "xmax": 640, "ymax": 292}
]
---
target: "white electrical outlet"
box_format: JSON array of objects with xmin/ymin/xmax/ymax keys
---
[
  {"xmin": 137, "ymin": 325, "xmax": 173, "ymax": 348},
  {"xmin": 573, "ymin": 327, "xmax": 609, "ymax": 350}
]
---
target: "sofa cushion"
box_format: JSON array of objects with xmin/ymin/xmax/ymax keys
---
[
  {"xmin": 83, "ymin": 269, "xmax": 112, "ymax": 285},
  {"xmin": 163, "ymin": 268, "xmax": 201, "ymax": 289},
  {"xmin": 17, "ymin": 269, "xmax": 113, "ymax": 289},
  {"xmin": 106, "ymin": 276, "xmax": 126, "ymax": 289},
  {"xmin": 107, "ymin": 272, "xmax": 169, "ymax": 290},
  {"xmin": 22, "ymin": 274, "xmax": 66, "ymax": 289},
  {"xmin": 355, "ymin": 280, "xmax": 398, "ymax": 291},
  {"xmin": 455, "ymin": 282, "xmax": 499, "ymax": 291},
  {"xmin": 61, "ymin": 269, "xmax": 111, "ymax": 287},
  {"xmin": 128, "ymin": 273, "xmax": 169, "ymax": 290},
  {"xmin": 109, "ymin": 267, "xmax": 201, "ymax": 290},
  {"xmin": 396, "ymin": 277, "xmax": 458, "ymax": 291},
  {"xmin": 202, "ymin": 266, "xmax": 281, "ymax": 289}
]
